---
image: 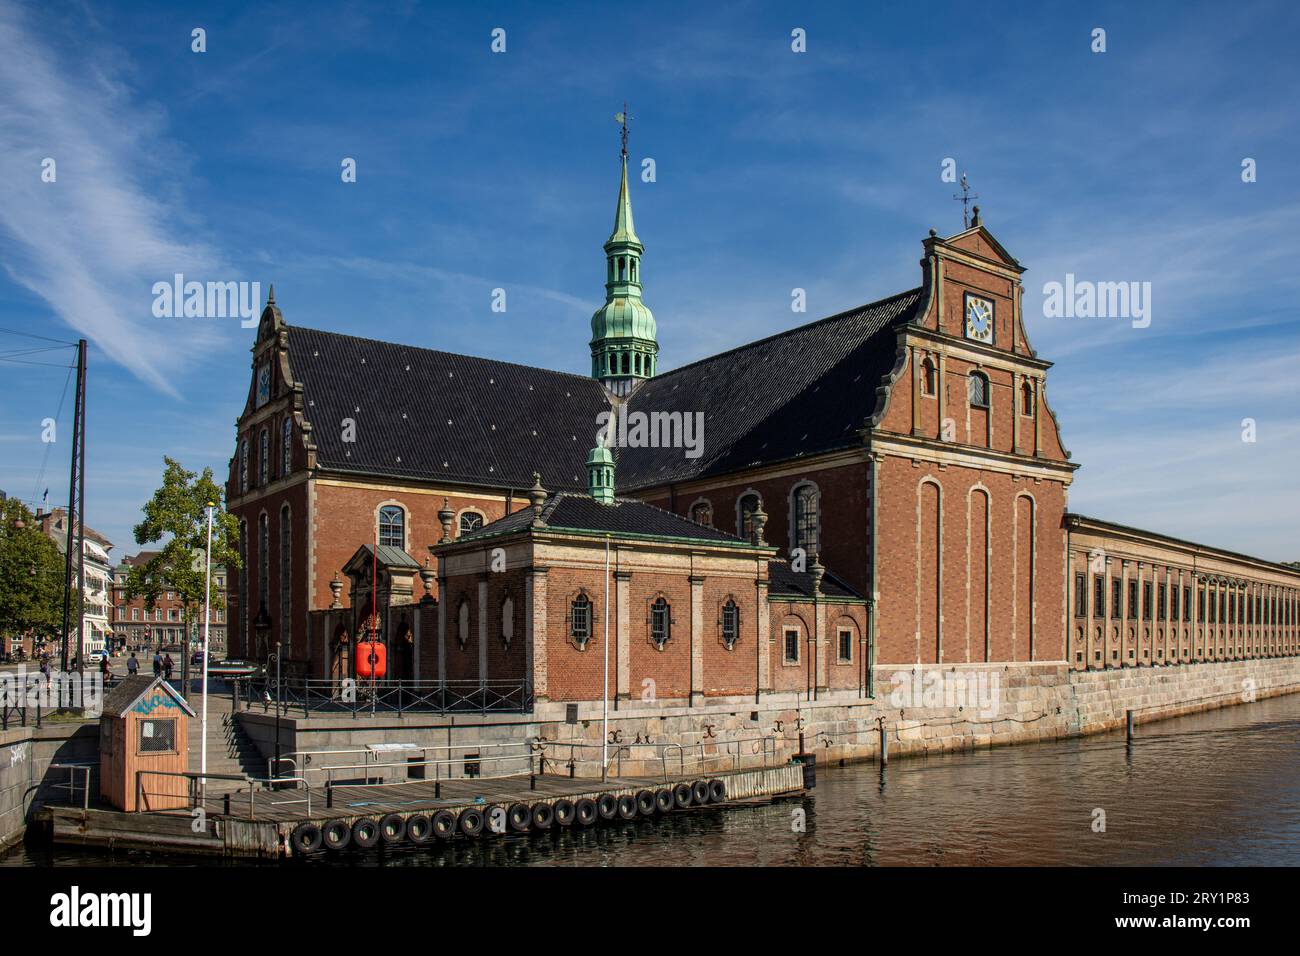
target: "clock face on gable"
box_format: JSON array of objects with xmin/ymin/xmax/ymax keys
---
[{"xmin": 964, "ymin": 293, "xmax": 994, "ymax": 344}]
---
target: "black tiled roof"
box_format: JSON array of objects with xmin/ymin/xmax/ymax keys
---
[
  {"xmin": 767, "ymin": 559, "xmax": 862, "ymax": 600},
  {"xmin": 287, "ymin": 327, "xmax": 610, "ymax": 490},
  {"xmin": 453, "ymin": 493, "xmax": 750, "ymax": 546},
  {"xmin": 618, "ymin": 288, "xmax": 921, "ymax": 488},
  {"xmin": 284, "ymin": 287, "xmax": 918, "ymax": 493}
]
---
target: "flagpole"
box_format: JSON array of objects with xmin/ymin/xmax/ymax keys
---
[{"xmin": 200, "ymin": 503, "xmax": 213, "ymax": 801}]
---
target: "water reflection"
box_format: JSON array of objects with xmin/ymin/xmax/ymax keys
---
[{"xmin": 8, "ymin": 693, "xmax": 1300, "ymax": 867}]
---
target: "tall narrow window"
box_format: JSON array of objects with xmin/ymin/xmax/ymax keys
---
[
  {"xmin": 570, "ymin": 594, "xmax": 591, "ymax": 649},
  {"xmin": 650, "ymin": 597, "xmax": 671, "ymax": 650},
  {"xmin": 783, "ymin": 628, "xmax": 799, "ymax": 663},
  {"xmin": 259, "ymin": 428, "xmax": 269, "ymax": 486},
  {"xmin": 258, "ymin": 513, "xmax": 269, "ymax": 611},
  {"xmin": 458, "ymin": 512, "xmax": 484, "ymax": 536},
  {"xmin": 1021, "ymin": 380, "xmax": 1035, "ymax": 416},
  {"xmin": 239, "ymin": 438, "xmax": 249, "ymax": 493},
  {"xmin": 968, "ymin": 372, "xmax": 990, "ymax": 409},
  {"xmin": 1074, "ymin": 573, "xmax": 1086, "ymax": 617},
  {"xmin": 378, "ymin": 506, "xmax": 405, "ymax": 549},
  {"xmin": 282, "ymin": 417, "xmax": 292, "ymax": 477},
  {"xmin": 1094, "ymin": 575, "xmax": 1105, "ymax": 616},
  {"xmin": 837, "ymin": 628, "xmax": 853, "ymax": 662},
  {"xmin": 721, "ymin": 599, "xmax": 739, "ymax": 649},
  {"xmin": 279, "ymin": 505, "xmax": 291, "ymax": 644},
  {"xmin": 738, "ymin": 493, "xmax": 760, "ymax": 538},
  {"xmin": 793, "ymin": 484, "xmax": 820, "ymax": 556}
]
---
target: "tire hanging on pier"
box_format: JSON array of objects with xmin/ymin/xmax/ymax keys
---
[
  {"xmin": 616, "ymin": 794, "xmax": 638, "ymax": 820},
  {"xmin": 575, "ymin": 798, "xmax": 598, "ymax": 825},
  {"xmin": 530, "ymin": 803, "xmax": 555, "ymax": 830},
  {"xmin": 553, "ymin": 799, "xmax": 577, "ymax": 826},
  {"xmin": 322, "ymin": 819, "xmax": 351, "ymax": 850},
  {"xmin": 654, "ymin": 789, "xmax": 673, "ymax": 813},
  {"xmin": 290, "ymin": 822, "xmax": 322, "ymax": 854},
  {"xmin": 596, "ymin": 793, "xmax": 618, "ymax": 820},
  {"xmin": 673, "ymin": 783, "xmax": 693, "ymax": 809},
  {"xmin": 351, "ymin": 818, "xmax": 380, "ymax": 849},
  {"xmin": 507, "ymin": 803, "xmax": 532, "ymax": 832},
  {"xmin": 406, "ymin": 814, "xmax": 433, "ymax": 844},
  {"xmin": 379, "ymin": 814, "xmax": 407, "ymax": 844},
  {"xmin": 692, "ymin": 781, "xmax": 711, "ymax": 805},
  {"xmin": 458, "ymin": 808, "xmax": 485, "ymax": 837},
  {"xmin": 432, "ymin": 810, "xmax": 456, "ymax": 840},
  {"xmin": 635, "ymin": 790, "xmax": 657, "ymax": 816},
  {"xmin": 708, "ymin": 779, "xmax": 727, "ymax": 803}
]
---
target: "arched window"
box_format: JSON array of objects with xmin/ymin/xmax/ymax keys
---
[
  {"xmin": 282, "ymin": 417, "xmax": 293, "ymax": 476},
  {"xmin": 1020, "ymin": 379, "xmax": 1034, "ymax": 416},
  {"xmin": 258, "ymin": 513, "xmax": 269, "ymax": 609},
  {"xmin": 921, "ymin": 357, "xmax": 937, "ymax": 396},
  {"xmin": 650, "ymin": 597, "xmax": 671, "ymax": 650},
  {"xmin": 690, "ymin": 501, "xmax": 713, "ymax": 527},
  {"xmin": 239, "ymin": 438, "xmax": 249, "ymax": 493},
  {"xmin": 738, "ymin": 493, "xmax": 761, "ymax": 538},
  {"xmin": 968, "ymin": 371, "xmax": 990, "ymax": 409},
  {"xmin": 793, "ymin": 484, "xmax": 820, "ymax": 556},
  {"xmin": 721, "ymin": 599, "xmax": 740, "ymax": 650},
  {"xmin": 501, "ymin": 596, "xmax": 515, "ymax": 648},
  {"xmin": 279, "ymin": 505, "xmax": 291, "ymax": 643},
  {"xmin": 570, "ymin": 594, "xmax": 591, "ymax": 649},
  {"xmin": 458, "ymin": 512, "xmax": 484, "ymax": 536},
  {"xmin": 258, "ymin": 428, "xmax": 269, "ymax": 486},
  {"xmin": 621, "ymin": 353, "xmax": 630, "ymax": 375},
  {"xmin": 378, "ymin": 506, "xmax": 405, "ymax": 549}
]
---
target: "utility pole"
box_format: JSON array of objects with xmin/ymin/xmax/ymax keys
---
[{"xmin": 60, "ymin": 339, "xmax": 86, "ymax": 672}]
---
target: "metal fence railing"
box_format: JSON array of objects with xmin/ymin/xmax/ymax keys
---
[{"xmin": 234, "ymin": 677, "xmax": 532, "ymax": 716}]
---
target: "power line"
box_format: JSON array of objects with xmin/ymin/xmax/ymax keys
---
[
  {"xmin": 31, "ymin": 363, "xmax": 76, "ymax": 511},
  {"xmin": 0, "ymin": 326, "xmax": 79, "ymax": 347}
]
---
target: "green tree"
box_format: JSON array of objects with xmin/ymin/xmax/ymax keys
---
[
  {"xmin": 126, "ymin": 458, "xmax": 240, "ymax": 690},
  {"xmin": 0, "ymin": 498, "xmax": 66, "ymax": 651}
]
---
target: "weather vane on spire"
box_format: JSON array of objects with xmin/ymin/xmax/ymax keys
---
[
  {"xmin": 615, "ymin": 102, "xmax": 633, "ymax": 159},
  {"xmin": 953, "ymin": 172, "xmax": 979, "ymax": 230}
]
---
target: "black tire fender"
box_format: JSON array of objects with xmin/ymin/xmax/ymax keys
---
[
  {"xmin": 596, "ymin": 793, "xmax": 618, "ymax": 820},
  {"xmin": 673, "ymin": 782, "xmax": 693, "ymax": 809},
  {"xmin": 507, "ymin": 802, "xmax": 532, "ymax": 832},
  {"xmin": 406, "ymin": 814, "xmax": 433, "ymax": 844},
  {"xmin": 458, "ymin": 808, "xmax": 485, "ymax": 837},
  {"xmin": 322, "ymin": 819, "xmax": 351, "ymax": 850},
  {"xmin": 575, "ymin": 797, "xmax": 598, "ymax": 825},
  {"xmin": 351, "ymin": 818, "xmax": 380, "ymax": 849},
  {"xmin": 654, "ymin": 789, "xmax": 674, "ymax": 813},
  {"xmin": 692, "ymin": 780, "xmax": 711, "ymax": 805},
  {"xmin": 635, "ymin": 790, "xmax": 657, "ymax": 816},
  {"xmin": 432, "ymin": 810, "xmax": 456, "ymax": 840},
  {"xmin": 530, "ymin": 802, "xmax": 555, "ymax": 830},
  {"xmin": 708, "ymin": 779, "xmax": 727, "ymax": 803},
  {"xmin": 553, "ymin": 798, "xmax": 577, "ymax": 826},
  {"xmin": 379, "ymin": 813, "xmax": 407, "ymax": 844},
  {"xmin": 290, "ymin": 822, "xmax": 322, "ymax": 854}
]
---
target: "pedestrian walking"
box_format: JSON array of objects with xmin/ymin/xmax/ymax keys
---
[
  {"xmin": 152, "ymin": 651, "xmax": 162, "ymax": 677},
  {"xmin": 127, "ymin": 653, "xmax": 139, "ymax": 676},
  {"xmin": 163, "ymin": 653, "xmax": 174, "ymax": 681}
]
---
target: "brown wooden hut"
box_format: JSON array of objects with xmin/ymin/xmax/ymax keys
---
[{"xmin": 99, "ymin": 675, "xmax": 196, "ymax": 811}]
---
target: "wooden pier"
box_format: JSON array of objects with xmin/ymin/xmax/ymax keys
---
[{"xmin": 39, "ymin": 763, "xmax": 809, "ymax": 859}]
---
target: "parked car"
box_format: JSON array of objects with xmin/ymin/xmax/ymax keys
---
[{"xmin": 86, "ymin": 650, "xmax": 107, "ymax": 663}]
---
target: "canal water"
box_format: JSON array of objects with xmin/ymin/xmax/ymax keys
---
[{"xmin": 7, "ymin": 692, "xmax": 1300, "ymax": 867}]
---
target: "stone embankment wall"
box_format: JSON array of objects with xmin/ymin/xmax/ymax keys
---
[
  {"xmin": 0, "ymin": 720, "xmax": 97, "ymax": 851},
  {"xmin": 236, "ymin": 658, "xmax": 1300, "ymax": 783}
]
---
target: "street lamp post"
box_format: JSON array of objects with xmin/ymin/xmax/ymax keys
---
[
  {"xmin": 254, "ymin": 604, "xmax": 274, "ymax": 778},
  {"xmin": 200, "ymin": 503, "xmax": 213, "ymax": 801}
]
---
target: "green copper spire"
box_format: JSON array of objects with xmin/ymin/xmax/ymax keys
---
[
  {"xmin": 590, "ymin": 105, "xmax": 658, "ymax": 397},
  {"xmin": 587, "ymin": 442, "xmax": 615, "ymax": 504}
]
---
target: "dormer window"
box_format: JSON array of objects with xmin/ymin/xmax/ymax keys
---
[{"xmin": 968, "ymin": 371, "xmax": 990, "ymax": 409}]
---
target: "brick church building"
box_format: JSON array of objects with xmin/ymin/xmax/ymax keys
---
[{"xmin": 224, "ymin": 140, "xmax": 1299, "ymax": 704}]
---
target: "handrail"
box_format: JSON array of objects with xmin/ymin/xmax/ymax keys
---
[{"xmin": 48, "ymin": 762, "xmax": 93, "ymax": 810}]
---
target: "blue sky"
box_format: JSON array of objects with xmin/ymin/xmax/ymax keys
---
[{"xmin": 0, "ymin": 0, "xmax": 1296, "ymax": 561}]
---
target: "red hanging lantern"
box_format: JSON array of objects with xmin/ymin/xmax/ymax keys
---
[{"xmin": 355, "ymin": 640, "xmax": 387, "ymax": 679}]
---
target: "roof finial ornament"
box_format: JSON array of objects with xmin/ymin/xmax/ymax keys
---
[
  {"xmin": 953, "ymin": 172, "xmax": 979, "ymax": 230},
  {"xmin": 615, "ymin": 101, "xmax": 632, "ymax": 160},
  {"xmin": 267, "ymin": 284, "xmax": 276, "ymax": 306}
]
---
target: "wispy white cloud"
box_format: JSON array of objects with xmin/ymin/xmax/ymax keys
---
[{"xmin": 0, "ymin": 0, "xmax": 229, "ymax": 396}]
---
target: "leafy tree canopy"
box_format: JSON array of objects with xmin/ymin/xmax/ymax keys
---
[{"xmin": 0, "ymin": 498, "xmax": 66, "ymax": 639}]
